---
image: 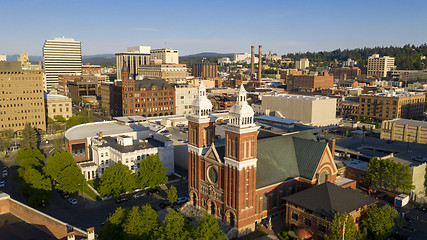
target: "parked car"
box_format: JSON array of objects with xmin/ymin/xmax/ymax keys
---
[
  {"xmin": 176, "ymin": 197, "xmax": 189, "ymax": 204},
  {"xmin": 160, "ymin": 130, "xmax": 169, "ymax": 134},
  {"xmin": 0, "ymin": 181, "xmax": 5, "ymax": 188},
  {"xmin": 1, "ymin": 176, "xmax": 7, "ymax": 182},
  {"xmin": 68, "ymin": 198, "xmax": 77, "ymax": 205},
  {"xmin": 61, "ymin": 192, "xmax": 70, "ymax": 199},
  {"xmin": 115, "ymin": 196, "xmax": 130, "ymax": 203},
  {"xmin": 133, "ymin": 191, "xmax": 146, "ymax": 199},
  {"xmin": 2, "ymin": 170, "xmax": 8, "ymax": 177}
]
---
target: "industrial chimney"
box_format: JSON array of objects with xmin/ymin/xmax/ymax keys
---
[
  {"xmin": 251, "ymin": 46, "xmax": 255, "ymax": 79},
  {"xmin": 258, "ymin": 45, "xmax": 262, "ymax": 81}
]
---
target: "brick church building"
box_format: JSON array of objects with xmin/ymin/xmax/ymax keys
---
[{"xmin": 187, "ymin": 84, "xmax": 339, "ymax": 236}]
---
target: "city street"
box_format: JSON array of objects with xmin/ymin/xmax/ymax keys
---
[{"xmin": 0, "ymin": 150, "xmax": 189, "ymax": 233}]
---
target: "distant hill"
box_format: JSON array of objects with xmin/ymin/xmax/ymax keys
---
[
  {"xmin": 182, "ymin": 52, "xmax": 234, "ymax": 58},
  {"xmin": 4, "ymin": 54, "xmax": 116, "ymax": 66},
  {"xmin": 284, "ymin": 43, "xmax": 427, "ymax": 70},
  {"xmin": 180, "ymin": 52, "xmax": 234, "ymax": 66}
]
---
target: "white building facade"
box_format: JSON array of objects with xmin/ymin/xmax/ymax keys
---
[
  {"xmin": 82, "ymin": 133, "xmax": 174, "ymax": 180},
  {"xmin": 295, "ymin": 58, "xmax": 309, "ymax": 70},
  {"xmin": 261, "ymin": 94, "xmax": 338, "ymax": 126},
  {"xmin": 367, "ymin": 54, "xmax": 395, "ymax": 78},
  {"xmin": 174, "ymin": 84, "xmax": 198, "ymax": 115},
  {"xmin": 150, "ymin": 48, "xmax": 179, "ymax": 64},
  {"xmin": 43, "ymin": 37, "xmax": 82, "ymax": 90}
]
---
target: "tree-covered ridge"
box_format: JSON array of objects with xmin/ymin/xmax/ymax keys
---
[{"xmin": 283, "ymin": 44, "xmax": 427, "ymax": 70}]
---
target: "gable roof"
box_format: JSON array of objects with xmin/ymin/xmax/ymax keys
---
[
  {"xmin": 256, "ymin": 130, "xmax": 325, "ymax": 188},
  {"xmin": 283, "ymin": 182, "xmax": 377, "ymax": 218}
]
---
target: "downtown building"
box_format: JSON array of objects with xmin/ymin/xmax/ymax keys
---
[
  {"xmin": 187, "ymin": 84, "xmax": 347, "ymax": 236},
  {"xmin": 120, "ymin": 78, "xmax": 176, "ymax": 117},
  {"xmin": 367, "ymin": 54, "xmax": 395, "ymax": 78},
  {"xmin": 0, "ymin": 61, "xmax": 46, "ymax": 133},
  {"xmin": 43, "ymin": 37, "xmax": 82, "ymax": 90},
  {"xmin": 116, "ymin": 46, "xmax": 151, "ymax": 80}
]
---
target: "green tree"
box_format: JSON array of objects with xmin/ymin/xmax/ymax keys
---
[
  {"xmin": 194, "ymin": 212, "xmax": 228, "ymax": 240},
  {"xmin": 21, "ymin": 123, "xmax": 37, "ymax": 149},
  {"xmin": 136, "ymin": 154, "xmax": 168, "ymax": 189},
  {"xmin": 99, "ymin": 207, "xmax": 128, "ymax": 240},
  {"xmin": 44, "ymin": 151, "xmax": 85, "ymax": 193},
  {"xmin": 362, "ymin": 205, "xmax": 402, "ymax": 240},
  {"xmin": 15, "ymin": 148, "xmax": 45, "ymax": 172},
  {"xmin": 54, "ymin": 115, "xmax": 66, "ymax": 122},
  {"xmin": 0, "ymin": 128, "xmax": 15, "ymax": 152},
  {"xmin": 155, "ymin": 209, "xmax": 190, "ymax": 240},
  {"xmin": 47, "ymin": 117, "xmax": 55, "ymax": 125},
  {"xmin": 366, "ymin": 157, "xmax": 414, "ymax": 192},
  {"xmin": 98, "ymin": 162, "xmax": 136, "ymax": 198},
  {"xmin": 22, "ymin": 167, "xmax": 52, "ymax": 191},
  {"xmin": 326, "ymin": 212, "xmax": 358, "ymax": 240},
  {"xmin": 123, "ymin": 206, "xmax": 146, "ymax": 240},
  {"xmin": 14, "ymin": 148, "xmax": 51, "ymax": 207},
  {"xmin": 122, "ymin": 205, "xmax": 161, "ymax": 240},
  {"xmin": 168, "ymin": 185, "xmax": 178, "ymax": 205}
]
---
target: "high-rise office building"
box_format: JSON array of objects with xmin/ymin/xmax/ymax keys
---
[
  {"xmin": 367, "ymin": 54, "xmax": 395, "ymax": 78},
  {"xmin": 192, "ymin": 63, "xmax": 218, "ymax": 78},
  {"xmin": 116, "ymin": 46, "xmax": 151, "ymax": 80},
  {"xmin": 150, "ymin": 48, "xmax": 179, "ymax": 64},
  {"xmin": 43, "ymin": 37, "xmax": 82, "ymax": 90},
  {"xmin": 0, "ymin": 61, "xmax": 46, "ymax": 133}
]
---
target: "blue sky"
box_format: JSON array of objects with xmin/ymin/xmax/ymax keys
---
[{"xmin": 1, "ymin": 0, "xmax": 426, "ymax": 56}]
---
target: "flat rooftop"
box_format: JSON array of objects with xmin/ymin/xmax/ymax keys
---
[
  {"xmin": 65, "ymin": 121, "xmax": 148, "ymax": 141},
  {"xmin": 99, "ymin": 136, "xmax": 164, "ymax": 153},
  {"xmin": 387, "ymin": 118, "xmax": 427, "ymax": 128},
  {"xmin": 336, "ymin": 136, "xmax": 427, "ymax": 167}
]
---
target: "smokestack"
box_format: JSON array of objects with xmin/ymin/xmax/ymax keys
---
[
  {"xmin": 251, "ymin": 46, "xmax": 255, "ymax": 79},
  {"xmin": 258, "ymin": 45, "xmax": 262, "ymax": 82}
]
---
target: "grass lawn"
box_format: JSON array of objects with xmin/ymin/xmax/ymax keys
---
[{"xmin": 83, "ymin": 181, "xmax": 100, "ymax": 200}]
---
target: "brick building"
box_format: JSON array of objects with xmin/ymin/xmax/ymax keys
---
[
  {"xmin": 286, "ymin": 72, "xmax": 333, "ymax": 92},
  {"xmin": 187, "ymin": 84, "xmax": 340, "ymax": 236},
  {"xmin": 100, "ymin": 82, "xmax": 122, "ymax": 116},
  {"xmin": 120, "ymin": 65, "xmax": 175, "ymax": 117},
  {"xmin": 82, "ymin": 64, "xmax": 102, "ymax": 75},
  {"xmin": 329, "ymin": 67, "xmax": 361, "ymax": 81},
  {"xmin": 358, "ymin": 91, "xmax": 425, "ymax": 120},
  {"xmin": 283, "ymin": 182, "xmax": 376, "ymax": 239},
  {"xmin": 192, "ymin": 63, "xmax": 218, "ymax": 78}
]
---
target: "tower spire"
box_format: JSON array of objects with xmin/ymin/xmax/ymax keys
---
[{"xmin": 228, "ymin": 85, "xmax": 255, "ymax": 128}]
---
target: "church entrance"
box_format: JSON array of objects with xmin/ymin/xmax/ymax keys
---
[
  {"xmin": 229, "ymin": 212, "xmax": 235, "ymax": 227},
  {"xmin": 192, "ymin": 192, "xmax": 197, "ymax": 206},
  {"xmin": 209, "ymin": 201, "xmax": 216, "ymax": 216}
]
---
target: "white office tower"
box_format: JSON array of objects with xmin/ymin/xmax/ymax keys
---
[{"xmin": 43, "ymin": 37, "xmax": 82, "ymax": 90}]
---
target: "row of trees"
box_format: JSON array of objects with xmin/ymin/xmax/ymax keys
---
[
  {"xmin": 327, "ymin": 205, "xmax": 402, "ymax": 240},
  {"xmin": 99, "ymin": 206, "xmax": 227, "ymax": 240},
  {"xmin": 366, "ymin": 157, "xmax": 414, "ymax": 192},
  {"xmin": 284, "ymin": 44, "xmax": 427, "ymax": 70},
  {"xmin": 15, "ymin": 148, "xmax": 86, "ymax": 207},
  {"xmin": 97, "ymin": 154, "xmax": 168, "ymax": 198},
  {"xmin": 66, "ymin": 110, "xmax": 92, "ymax": 128}
]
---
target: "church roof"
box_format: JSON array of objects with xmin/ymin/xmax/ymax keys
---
[
  {"xmin": 256, "ymin": 131, "xmax": 326, "ymax": 188},
  {"xmin": 283, "ymin": 182, "xmax": 377, "ymax": 218}
]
